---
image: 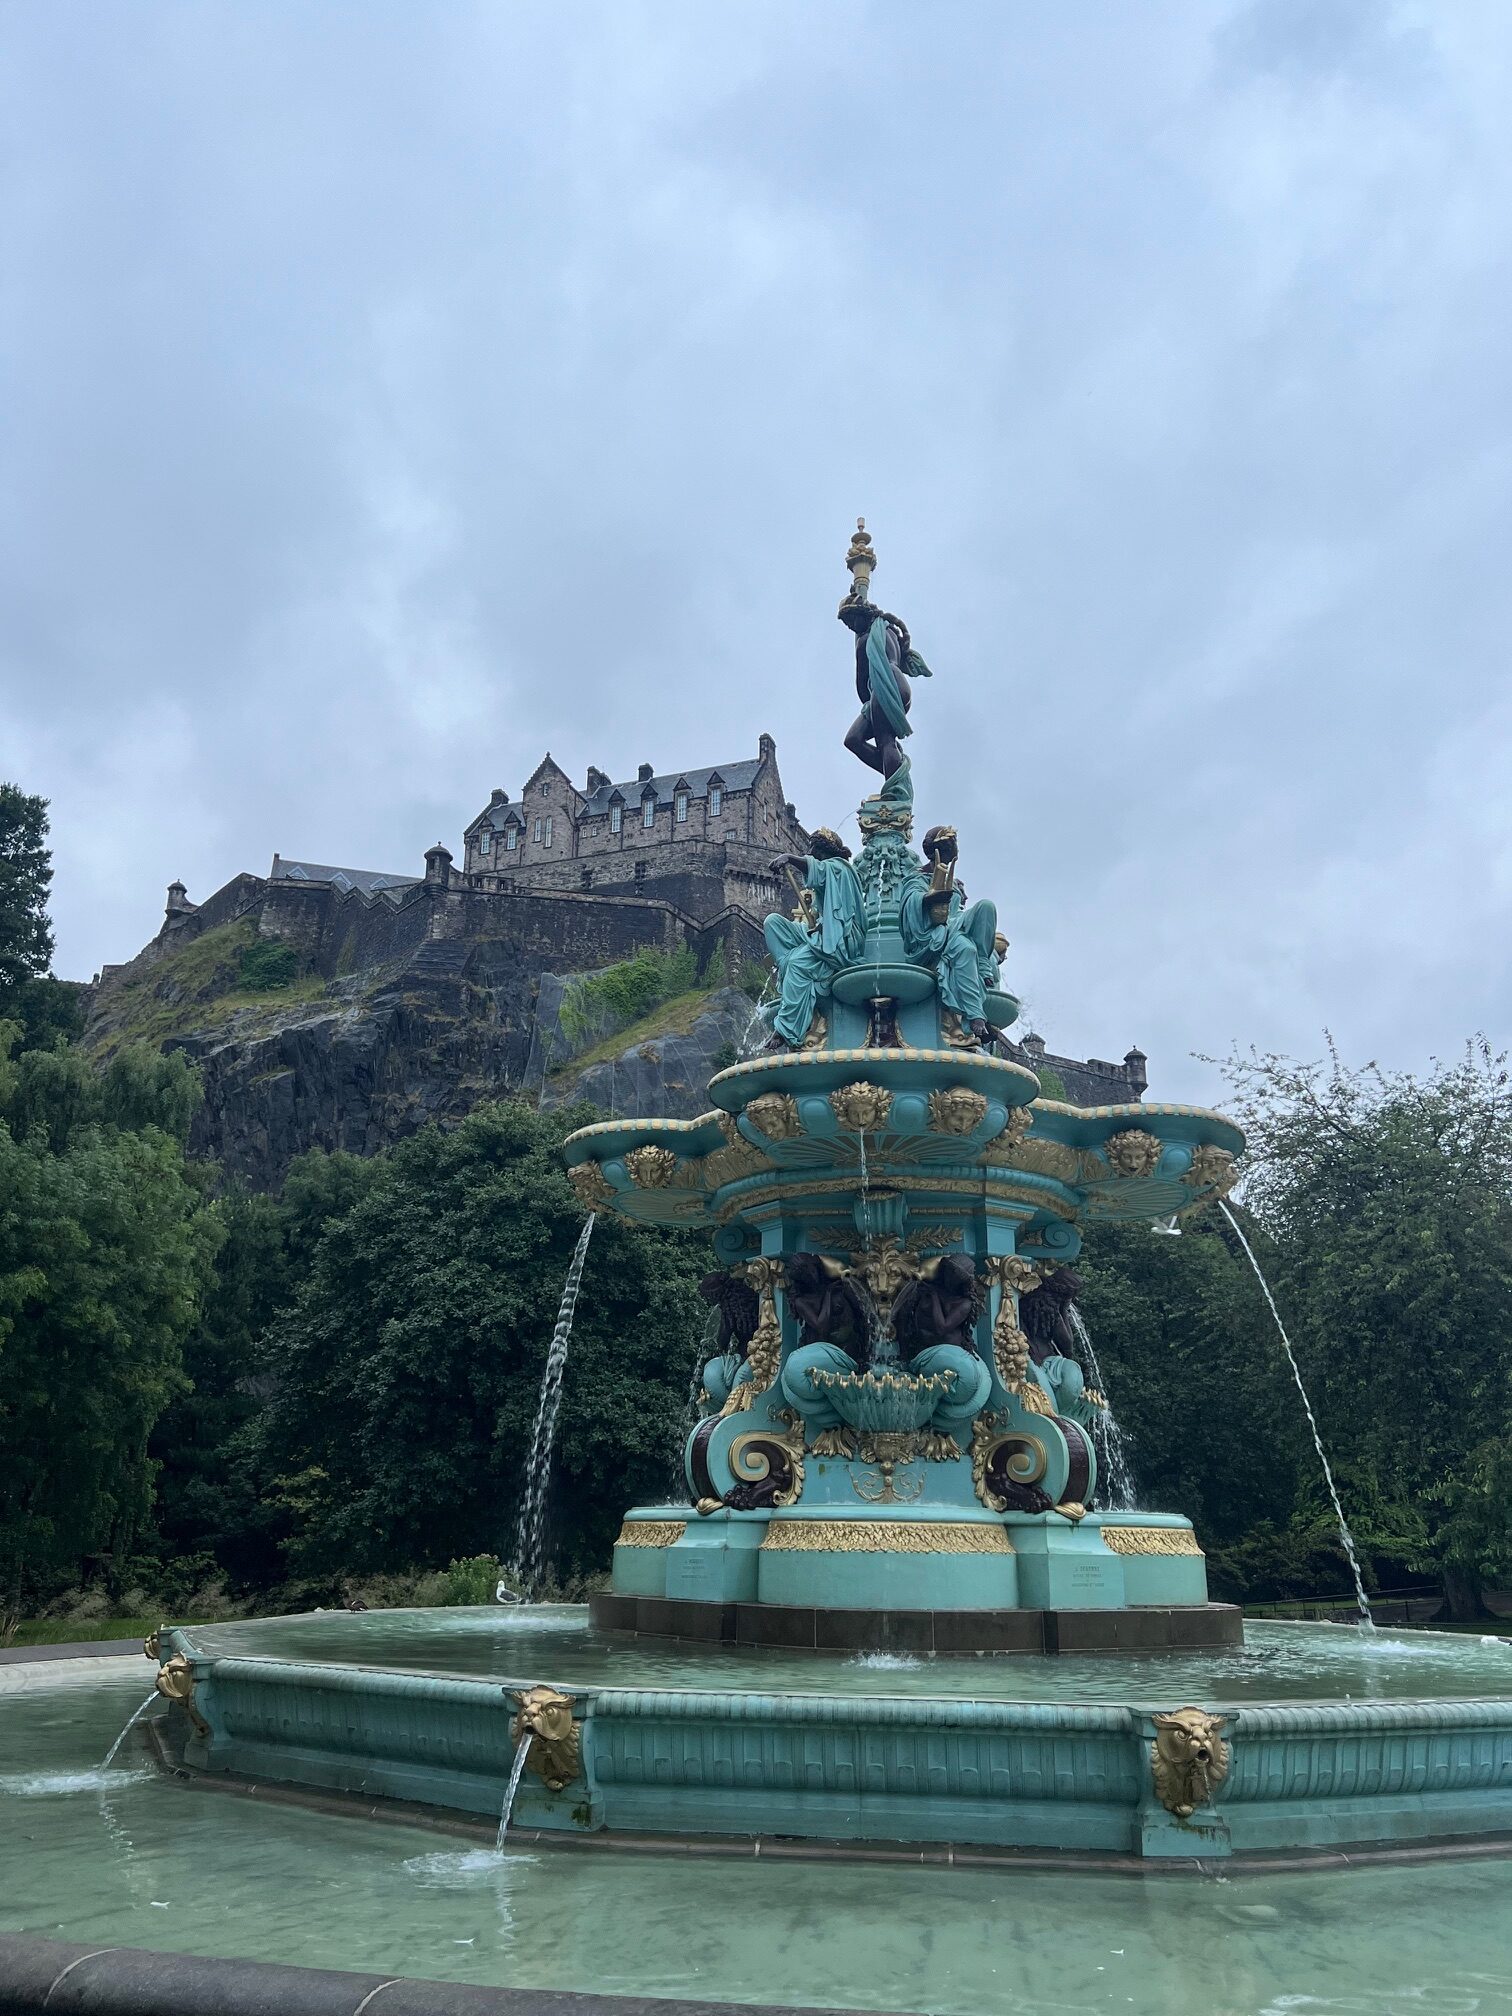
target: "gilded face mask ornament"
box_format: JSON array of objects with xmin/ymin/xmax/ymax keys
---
[{"xmin": 1150, "ymin": 1708, "xmax": 1230, "ymax": 1818}]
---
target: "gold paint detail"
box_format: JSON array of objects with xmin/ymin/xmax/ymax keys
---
[
  {"xmin": 744, "ymin": 1091, "xmax": 803, "ymax": 1140},
  {"xmin": 1076, "ymin": 1150, "xmax": 1111, "ymax": 1183},
  {"xmin": 155, "ymin": 1653, "xmax": 209, "ymax": 1738},
  {"xmin": 1018, "ymin": 1380, "xmax": 1055, "ymax": 1417},
  {"xmin": 143, "ymin": 1627, "xmax": 162, "ymax": 1662},
  {"xmin": 1102, "ymin": 1525, "xmax": 1205, "ymax": 1557},
  {"xmin": 567, "ymin": 1161, "xmax": 614, "ymax": 1210},
  {"xmin": 1151, "ymin": 1708, "xmax": 1230, "ymax": 1819},
  {"xmin": 729, "ymin": 1422, "xmax": 805, "ymax": 1508},
  {"xmin": 703, "ymin": 1137, "xmax": 775, "ymax": 1187},
  {"xmin": 830, "ymin": 1080, "xmax": 893, "ymax": 1133},
  {"xmin": 985, "ymin": 1253, "xmax": 1041, "ymax": 1395},
  {"xmin": 929, "ymin": 1086, "xmax": 989, "ymax": 1136},
  {"xmin": 850, "ymin": 1236, "xmax": 923, "ymax": 1303},
  {"xmin": 721, "ymin": 1256, "xmax": 785, "ymax": 1408},
  {"xmin": 512, "ymin": 1685, "xmax": 582, "ymax": 1792},
  {"xmin": 614, "ymin": 1521, "xmax": 687, "ymax": 1549},
  {"xmin": 624, "ymin": 1144, "xmax": 681, "ymax": 1190},
  {"xmin": 762, "ymin": 1520, "xmax": 1012, "ymax": 1554},
  {"xmin": 1053, "ymin": 1501, "xmax": 1088, "ymax": 1522},
  {"xmin": 1186, "ymin": 1144, "xmax": 1239, "ymax": 1196},
  {"xmin": 938, "ymin": 1007, "xmax": 980, "ymax": 1050},
  {"xmin": 810, "ymin": 1425, "xmax": 856, "ymax": 1458},
  {"xmin": 695, "ymin": 1496, "xmax": 724, "ymax": 1516},
  {"xmin": 845, "ymin": 516, "xmax": 876, "ymax": 597},
  {"xmin": 1102, "ymin": 1129, "xmax": 1163, "ymax": 1180}
]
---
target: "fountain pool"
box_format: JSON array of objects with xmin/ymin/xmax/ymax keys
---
[{"xmin": 3, "ymin": 1659, "xmax": 1511, "ymax": 2016}]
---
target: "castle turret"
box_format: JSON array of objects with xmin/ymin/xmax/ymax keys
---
[{"xmin": 424, "ymin": 843, "xmax": 453, "ymax": 889}]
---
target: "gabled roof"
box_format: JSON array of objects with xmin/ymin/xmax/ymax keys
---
[
  {"xmin": 270, "ymin": 858, "xmax": 418, "ymax": 900},
  {"xmin": 580, "ymin": 759, "xmax": 761, "ymax": 817}
]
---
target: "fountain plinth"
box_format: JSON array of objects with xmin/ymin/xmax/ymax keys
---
[{"xmin": 564, "ymin": 534, "xmax": 1244, "ymax": 1651}]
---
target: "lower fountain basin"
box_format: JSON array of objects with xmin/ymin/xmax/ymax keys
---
[{"xmin": 153, "ymin": 1610, "xmax": 1512, "ymax": 1867}]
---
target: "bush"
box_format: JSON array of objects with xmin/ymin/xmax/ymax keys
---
[
  {"xmin": 238, "ymin": 940, "xmax": 299, "ymax": 991},
  {"xmin": 558, "ymin": 945, "xmax": 701, "ymax": 1049},
  {"xmin": 441, "ymin": 1554, "xmax": 506, "ymax": 1605}
]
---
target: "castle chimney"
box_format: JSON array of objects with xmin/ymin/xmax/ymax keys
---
[
  {"xmin": 586, "ymin": 765, "xmax": 610, "ymax": 791},
  {"xmin": 758, "ymin": 732, "xmax": 776, "ymax": 761},
  {"xmin": 638, "ymin": 762, "xmax": 654, "ymax": 782},
  {"xmin": 489, "ymin": 787, "xmax": 508, "ymax": 806}
]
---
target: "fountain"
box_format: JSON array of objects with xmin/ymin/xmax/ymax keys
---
[{"xmin": 141, "ymin": 527, "xmax": 1512, "ymax": 1870}]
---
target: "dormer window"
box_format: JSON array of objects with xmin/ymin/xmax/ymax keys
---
[
  {"xmin": 642, "ymin": 795, "xmax": 656, "ymax": 830},
  {"xmin": 478, "ymin": 829, "xmax": 492, "ymax": 855},
  {"xmin": 610, "ymin": 803, "xmax": 622, "ymax": 834},
  {"xmin": 675, "ymin": 791, "xmax": 689, "ymax": 824},
  {"xmin": 709, "ymin": 784, "xmax": 722, "ymax": 816}
]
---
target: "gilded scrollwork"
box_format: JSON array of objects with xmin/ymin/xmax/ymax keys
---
[
  {"xmin": 1150, "ymin": 1708, "xmax": 1230, "ymax": 1818},
  {"xmin": 830, "ymin": 1080, "xmax": 893, "ymax": 1133},
  {"xmin": 1102, "ymin": 1129, "xmax": 1163, "ymax": 1180},
  {"xmin": 928, "ymin": 1086, "xmax": 989, "ymax": 1136},
  {"xmin": 727, "ymin": 1419, "xmax": 805, "ymax": 1509}
]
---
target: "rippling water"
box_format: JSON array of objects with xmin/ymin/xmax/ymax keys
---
[{"xmin": 183, "ymin": 1605, "xmax": 1512, "ymax": 1706}]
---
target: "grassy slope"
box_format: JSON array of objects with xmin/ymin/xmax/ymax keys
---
[
  {"xmin": 93, "ymin": 919, "xmax": 328, "ymax": 1055},
  {"xmin": 550, "ymin": 985, "xmax": 725, "ymax": 1079}
]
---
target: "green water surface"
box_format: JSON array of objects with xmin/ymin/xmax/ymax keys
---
[
  {"xmin": 2, "ymin": 1664, "xmax": 1511, "ymax": 2014},
  {"xmin": 183, "ymin": 1606, "xmax": 1512, "ymax": 1705}
]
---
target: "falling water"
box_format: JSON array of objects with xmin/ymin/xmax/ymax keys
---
[
  {"xmin": 513, "ymin": 1212, "xmax": 597, "ymax": 1592},
  {"xmin": 1219, "ymin": 1201, "xmax": 1374, "ymax": 1627},
  {"xmin": 857, "ymin": 1131, "xmax": 873, "ymax": 1248},
  {"xmin": 494, "ymin": 1731, "xmax": 533, "ymax": 1851},
  {"xmin": 737, "ymin": 977, "xmax": 777, "ymax": 1059},
  {"xmin": 99, "ymin": 1692, "xmax": 159, "ymax": 1770},
  {"xmin": 1067, "ymin": 1307, "xmax": 1137, "ymax": 1512}
]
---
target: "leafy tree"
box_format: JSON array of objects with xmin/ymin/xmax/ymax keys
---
[
  {"xmin": 0, "ymin": 1024, "xmax": 220, "ymax": 1618},
  {"xmin": 1212, "ymin": 1037, "xmax": 1512, "ymax": 1616},
  {"xmin": 248, "ymin": 1102, "xmax": 706, "ymax": 1584},
  {"xmin": 0, "ymin": 785, "xmax": 54, "ymax": 993}
]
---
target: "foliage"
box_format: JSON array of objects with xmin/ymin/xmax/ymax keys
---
[
  {"xmin": 0, "ymin": 1024, "xmax": 221, "ymax": 1617},
  {"xmin": 0, "ymin": 785, "xmax": 55, "ymax": 992},
  {"xmin": 440, "ymin": 1554, "xmax": 506, "ymax": 1605},
  {"xmin": 238, "ymin": 939, "xmax": 300, "ymax": 991},
  {"xmin": 1035, "ymin": 1066, "xmax": 1067, "ymax": 1101},
  {"xmin": 736, "ymin": 958, "xmax": 773, "ymax": 999},
  {"xmin": 245, "ymin": 1101, "xmax": 707, "ymax": 1583},
  {"xmin": 558, "ymin": 945, "xmax": 701, "ymax": 1051},
  {"xmin": 1206, "ymin": 1037, "xmax": 1512, "ymax": 1614}
]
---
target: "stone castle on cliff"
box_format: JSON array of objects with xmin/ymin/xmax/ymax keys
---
[{"xmin": 89, "ymin": 732, "xmax": 1147, "ymax": 1186}]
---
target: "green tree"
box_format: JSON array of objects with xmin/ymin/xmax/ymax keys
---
[
  {"xmin": 1213, "ymin": 1037, "xmax": 1512, "ymax": 1616},
  {"xmin": 250, "ymin": 1102, "xmax": 706, "ymax": 1584},
  {"xmin": 0, "ymin": 785, "xmax": 54, "ymax": 992},
  {"xmin": 0, "ymin": 1024, "xmax": 221, "ymax": 1618}
]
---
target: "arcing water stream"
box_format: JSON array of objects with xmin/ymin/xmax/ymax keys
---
[
  {"xmin": 494, "ymin": 1731, "xmax": 533, "ymax": 1851},
  {"xmin": 1068, "ymin": 1306, "xmax": 1137, "ymax": 1511},
  {"xmin": 1219, "ymin": 1200, "xmax": 1374, "ymax": 1626},
  {"xmin": 512, "ymin": 1212, "xmax": 596, "ymax": 1593}
]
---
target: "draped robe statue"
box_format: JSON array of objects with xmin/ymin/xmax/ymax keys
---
[
  {"xmin": 900, "ymin": 826, "xmax": 999, "ymax": 1042},
  {"xmin": 763, "ymin": 833, "xmax": 866, "ymax": 1048}
]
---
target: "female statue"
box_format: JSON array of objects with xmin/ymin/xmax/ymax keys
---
[{"xmin": 838, "ymin": 599, "xmax": 932, "ymax": 780}]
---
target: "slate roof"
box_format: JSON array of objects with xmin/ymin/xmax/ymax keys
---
[
  {"xmin": 580, "ymin": 759, "xmax": 762, "ymax": 817},
  {"xmin": 270, "ymin": 857, "xmax": 418, "ymax": 900}
]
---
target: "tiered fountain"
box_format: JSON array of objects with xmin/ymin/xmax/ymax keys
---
[
  {"xmin": 150, "ymin": 528, "xmax": 1512, "ymax": 1868},
  {"xmin": 569, "ymin": 519, "xmax": 1243, "ymax": 1654}
]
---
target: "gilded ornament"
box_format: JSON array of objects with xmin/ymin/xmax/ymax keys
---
[
  {"xmin": 744, "ymin": 1091, "xmax": 803, "ymax": 1141},
  {"xmin": 728, "ymin": 1421, "xmax": 805, "ymax": 1508},
  {"xmin": 938, "ymin": 1007, "xmax": 979, "ymax": 1051},
  {"xmin": 1053, "ymin": 1501, "xmax": 1087, "ymax": 1522},
  {"xmin": 567, "ymin": 1161, "xmax": 615, "ymax": 1210},
  {"xmin": 1076, "ymin": 1150, "xmax": 1110, "ymax": 1184},
  {"xmin": 761, "ymin": 1519, "xmax": 1011, "ymax": 1554},
  {"xmin": 1102, "ymin": 1129, "xmax": 1163, "ymax": 1180},
  {"xmin": 154, "ymin": 1653, "xmax": 209, "ymax": 1738},
  {"xmin": 1186, "ymin": 1143, "xmax": 1238, "ymax": 1197},
  {"xmin": 987, "ymin": 1134, "xmax": 1079, "ymax": 1182},
  {"xmin": 719, "ymin": 1256, "xmax": 785, "ymax": 1410},
  {"xmin": 625, "ymin": 1144, "xmax": 681, "ymax": 1190},
  {"xmin": 852, "ymin": 1236, "xmax": 923, "ymax": 1303},
  {"xmin": 798, "ymin": 1011, "xmax": 829, "ymax": 1052},
  {"xmin": 830, "ymin": 1080, "xmax": 892, "ymax": 1133},
  {"xmin": 928, "ymin": 1086, "xmax": 989, "ymax": 1136},
  {"xmin": 1101, "ymin": 1526, "xmax": 1203, "ymax": 1557},
  {"xmin": 703, "ymin": 1136, "xmax": 775, "ymax": 1187},
  {"xmin": 694, "ymin": 1496, "xmax": 724, "ymax": 1517},
  {"xmin": 1018, "ymin": 1380, "xmax": 1055, "ymax": 1418},
  {"xmin": 1082, "ymin": 1387, "xmax": 1109, "ymax": 1412},
  {"xmin": 512, "ymin": 1685, "xmax": 582, "ymax": 1792},
  {"xmin": 971, "ymin": 1415, "xmax": 1049, "ymax": 1512},
  {"xmin": 614, "ymin": 1521, "xmax": 686, "ymax": 1549},
  {"xmin": 142, "ymin": 1627, "xmax": 162, "ymax": 1662},
  {"xmin": 1151, "ymin": 1708, "xmax": 1230, "ymax": 1819},
  {"xmin": 920, "ymin": 1429, "xmax": 963, "ymax": 1461},
  {"xmin": 984, "ymin": 1253, "xmax": 1040, "ymax": 1395},
  {"xmin": 809, "ymin": 1425, "xmax": 856, "ymax": 1458}
]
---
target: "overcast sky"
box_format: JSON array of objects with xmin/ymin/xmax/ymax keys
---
[{"xmin": 4, "ymin": 1, "xmax": 1510, "ymax": 1105}]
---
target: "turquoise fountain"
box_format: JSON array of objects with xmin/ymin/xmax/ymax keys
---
[
  {"xmin": 567, "ymin": 518, "xmax": 1243, "ymax": 1653},
  {"xmin": 149, "ymin": 527, "xmax": 1512, "ymax": 1870}
]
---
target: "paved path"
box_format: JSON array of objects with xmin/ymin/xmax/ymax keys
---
[{"xmin": 0, "ymin": 1639, "xmax": 151, "ymax": 1665}]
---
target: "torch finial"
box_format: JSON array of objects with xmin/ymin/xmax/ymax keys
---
[{"xmin": 844, "ymin": 517, "xmax": 875, "ymax": 602}]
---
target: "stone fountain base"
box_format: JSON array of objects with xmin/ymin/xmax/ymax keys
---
[
  {"xmin": 601, "ymin": 1505, "xmax": 1236, "ymax": 1651},
  {"xmin": 589, "ymin": 1590, "xmax": 1242, "ymax": 1654}
]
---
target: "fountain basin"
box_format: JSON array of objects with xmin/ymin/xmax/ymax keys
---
[
  {"xmin": 807, "ymin": 1366, "xmax": 956, "ymax": 1434},
  {"xmin": 153, "ymin": 1616, "xmax": 1512, "ymax": 1864}
]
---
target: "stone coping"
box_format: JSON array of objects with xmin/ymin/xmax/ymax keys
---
[{"xmin": 0, "ymin": 1933, "xmax": 879, "ymax": 2016}]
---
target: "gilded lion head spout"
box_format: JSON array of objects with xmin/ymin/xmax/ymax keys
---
[
  {"xmin": 511, "ymin": 1684, "xmax": 582, "ymax": 1792},
  {"xmin": 1150, "ymin": 1707, "xmax": 1230, "ymax": 1818}
]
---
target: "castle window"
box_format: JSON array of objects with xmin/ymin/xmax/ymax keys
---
[
  {"xmin": 642, "ymin": 796, "xmax": 655, "ymax": 830},
  {"xmin": 544, "ymin": 816, "xmax": 554, "ymax": 847},
  {"xmin": 539, "ymin": 781, "xmax": 550, "ymax": 797},
  {"xmin": 709, "ymin": 785, "xmax": 722, "ymax": 816},
  {"xmin": 478, "ymin": 829, "xmax": 491, "ymax": 856},
  {"xmin": 533, "ymin": 817, "xmax": 543, "ymax": 843},
  {"xmin": 610, "ymin": 804, "xmax": 622, "ymax": 834},
  {"xmin": 635, "ymin": 859, "xmax": 647, "ymax": 882},
  {"xmin": 675, "ymin": 792, "xmax": 688, "ymax": 824},
  {"xmin": 505, "ymin": 827, "xmax": 517, "ymax": 851}
]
